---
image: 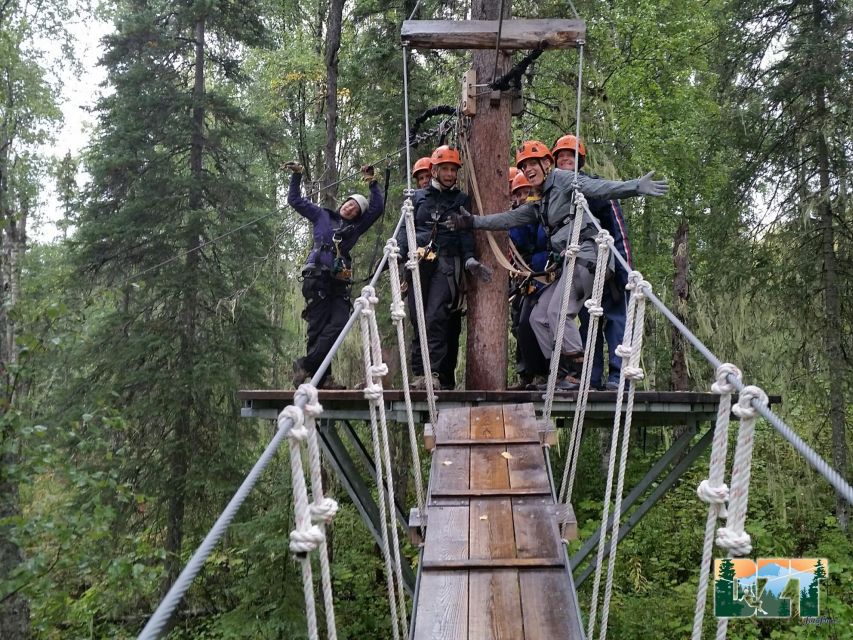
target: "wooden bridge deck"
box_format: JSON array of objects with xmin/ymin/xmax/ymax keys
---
[{"xmin": 412, "ymin": 403, "xmax": 584, "ymax": 640}]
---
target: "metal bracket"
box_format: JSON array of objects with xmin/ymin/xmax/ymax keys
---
[{"xmin": 461, "ymin": 69, "xmax": 477, "ymax": 116}]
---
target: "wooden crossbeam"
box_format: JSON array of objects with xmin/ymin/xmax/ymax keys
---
[{"xmin": 401, "ymin": 19, "xmax": 585, "ymax": 51}]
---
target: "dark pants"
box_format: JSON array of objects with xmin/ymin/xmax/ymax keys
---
[
  {"xmin": 408, "ymin": 258, "xmax": 455, "ymax": 380},
  {"xmin": 517, "ymin": 290, "xmax": 550, "ymax": 377},
  {"xmin": 440, "ymin": 310, "xmax": 463, "ymax": 389},
  {"xmin": 578, "ymin": 285, "xmax": 627, "ymax": 387},
  {"xmin": 297, "ymin": 272, "xmax": 351, "ymax": 385}
]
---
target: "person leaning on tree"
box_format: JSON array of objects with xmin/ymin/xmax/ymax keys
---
[
  {"xmin": 446, "ymin": 139, "xmax": 668, "ymax": 391},
  {"xmin": 285, "ymin": 161, "xmax": 384, "ymax": 389},
  {"xmin": 396, "ymin": 145, "xmax": 492, "ymax": 390},
  {"xmin": 553, "ymin": 134, "xmax": 633, "ymax": 390}
]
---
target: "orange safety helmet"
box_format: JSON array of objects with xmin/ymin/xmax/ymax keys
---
[
  {"xmin": 552, "ymin": 134, "xmax": 586, "ymax": 166},
  {"xmin": 511, "ymin": 172, "xmax": 532, "ymax": 194},
  {"xmin": 515, "ymin": 140, "xmax": 554, "ymax": 168},
  {"xmin": 412, "ymin": 157, "xmax": 433, "ymax": 177},
  {"xmin": 508, "ymin": 166, "xmax": 519, "ymax": 183},
  {"xmin": 430, "ymin": 145, "xmax": 462, "ymax": 167}
]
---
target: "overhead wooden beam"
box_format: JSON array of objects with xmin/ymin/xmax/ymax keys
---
[{"xmin": 401, "ymin": 19, "xmax": 585, "ymax": 50}]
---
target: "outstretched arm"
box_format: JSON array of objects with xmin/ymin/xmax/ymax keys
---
[
  {"xmin": 566, "ymin": 170, "xmax": 668, "ymax": 201},
  {"xmin": 285, "ymin": 165, "xmax": 325, "ymax": 223}
]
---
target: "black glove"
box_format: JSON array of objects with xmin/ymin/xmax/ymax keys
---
[{"xmin": 444, "ymin": 206, "xmax": 474, "ymax": 231}]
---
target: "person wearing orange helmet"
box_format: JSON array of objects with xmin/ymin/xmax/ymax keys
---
[
  {"xmin": 446, "ymin": 139, "xmax": 668, "ymax": 390},
  {"xmin": 285, "ymin": 161, "xmax": 384, "ymax": 389},
  {"xmin": 412, "ymin": 157, "xmax": 433, "ymax": 189},
  {"xmin": 553, "ymin": 134, "xmax": 632, "ymax": 390},
  {"xmin": 396, "ymin": 145, "xmax": 492, "ymax": 390},
  {"xmin": 510, "ymin": 171, "xmax": 532, "ymax": 208}
]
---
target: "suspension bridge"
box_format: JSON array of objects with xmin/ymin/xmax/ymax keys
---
[{"xmin": 135, "ymin": 10, "xmax": 851, "ymax": 640}]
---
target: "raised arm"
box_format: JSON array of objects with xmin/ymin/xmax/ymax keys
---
[
  {"xmin": 285, "ymin": 166, "xmax": 325, "ymax": 223},
  {"xmin": 562, "ymin": 169, "xmax": 668, "ymax": 201}
]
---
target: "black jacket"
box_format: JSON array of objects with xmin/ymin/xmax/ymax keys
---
[{"xmin": 397, "ymin": 183, "xmax": 475, "ymax": 261}]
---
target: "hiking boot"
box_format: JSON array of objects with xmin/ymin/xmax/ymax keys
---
[
  {"xmin": 318, "ymin": 375, "xmax": 347, "ymax": 390},
  {"xmin": 555, "ymin": 375, "xmax": 581, "ymax": 391},
  {"xmin": 525, "ymin": 375, "xmax": 547, "ymax": 390},
  {"xmin": 507, "ymin": 374, "xmax": 533, "ymax": 391},
  {"xmin": 605, "ymin": 373, "xmax": 620, "ymax": 391},
  {"xmin": 292, "ymin": 360, "xmax": 310, "ymax": 388},
  {"xmin": 410, "ymin": 372, "xmax": 439, "ymax": 391}
]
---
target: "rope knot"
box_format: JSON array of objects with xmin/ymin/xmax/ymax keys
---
[
  {"xmin": 615, "ymin": 344, "xmax": 634, "ymax": 359},
  {"xmin": 626, "ymin": 271, "xmax": 643, "ymax": 290},
  {"xmin": 595, "ymin": 229, "xmax": 612, "ymax": 248},
  {"xmin": 279, "ymin": 405, "xmax": 308, "ymax": 440},
  {"xmin": 697, "ymin": 479, "xmax": 730, "ymax": 512},
  {"xmin": 295, "ymin": 384, "xmax": 323, "ymax": 418},
  {"xmin": 584, "ymin": 299, "xmax": 604, "ymax": 317},
  {"xmin": 370, "ymin": 363, "xmax": 389, "ymax": 378},
  {"xmin": 385, "ymin": 238, "xmax": 400, "ymax": 259},
  {"xmin": 624, "ymin": 366, "xmax": 645, "ymax": 381},
  {"xmin": 310, "ymin": 497, "xmax": 339, "ymax": 524},
  {"xmin": 716, "ymin": 527, "xmax": 752, "ymax": 557},
  {"xmin": 363, "ymin": 382, "xmax": 383, "ymax": 401},
  {"xmin": 564, "ymin": 244, "xmax": 581, "ymax": 258},
  {"xmin": 711, "ymin": 363, "xmax": 741, "ymax": 395},
  {"xmin": 289, "ymin": 524, "xmax": 325, "ymax": 554},
  {"xmin": 405, "ymin": 257, "xmax": 418, "ymax": 271},
  {"xmin": 732, "ymin": 385, "xmax": 768, "ymax": 420},
  {"xmin": 390, "ymin": 300, "xmax": 406, "ymax": 321}
]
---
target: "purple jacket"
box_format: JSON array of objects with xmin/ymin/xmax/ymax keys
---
[{"xmin": 287, "ymin": 172, "xmax": 384, "ymax": 270}]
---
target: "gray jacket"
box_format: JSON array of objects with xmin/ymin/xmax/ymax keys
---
[{"xmin": 472, "ymin": 169, "xmax": 641, "ymax": 263}]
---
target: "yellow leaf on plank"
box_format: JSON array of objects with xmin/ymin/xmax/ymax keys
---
[{"xmin": 501, "ymin": 451, "xmax": 514, "ymax": 460}]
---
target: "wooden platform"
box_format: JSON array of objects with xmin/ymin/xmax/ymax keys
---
[{"xmin": 412, "ymin": 403, "xmax": 584, "ymax": 639}]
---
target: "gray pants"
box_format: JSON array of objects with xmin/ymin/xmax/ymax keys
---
[{"xmin": 530, "ymin": 262, "xmax": 595, "ymax": 359}]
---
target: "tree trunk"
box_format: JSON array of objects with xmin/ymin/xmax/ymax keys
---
[
  {"xmin": 813, "ymin": 0, "xmax": 847, "ymax": 531},
  {"xmin": 465, "ymin": 0, "xmax": 512, "ymax": 390},
  {"xmin": 164, "ymin": 16, "xmax": 206, "ymax": 592},
  {"xmin": 321, "ymin": 0, "xmax": 344, "ymax": 210},
  {"xmin": 671, "ymin": 218, "xmax": 689, "ymax": 391}
]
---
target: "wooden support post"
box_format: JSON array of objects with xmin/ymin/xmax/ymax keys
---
[{"xmin": 465, "ymin": 0, "xmax": 512, "ymax": 391}]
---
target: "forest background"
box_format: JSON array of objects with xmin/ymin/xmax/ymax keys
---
[{"xmin": 1, "ymin": 0, "xmax": 851, "ymax": 637}]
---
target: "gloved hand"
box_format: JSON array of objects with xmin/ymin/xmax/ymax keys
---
[
  {"xmin": 465, "ymin": 258, "xmax": 492, "ymax": 282},
  {"xmin": 443, "ymin": 206, "xmax": 474, "ymax": 231},
  {"xmin": 361, "ymin": 164, "xmax": 376, "ymax": 183},
  {"xmin": 637, "ymin": 171, "xmax": 668, "ymax": 196},
  {"xmin": 400, "ymin": 274, "xmax": 409, "ymax": 296},
  {"xmin": 285, "ymin": 161, "xmax": 303, "ymax": 174}
]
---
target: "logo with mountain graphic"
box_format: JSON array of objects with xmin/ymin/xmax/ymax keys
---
[{"xmin": 714, "ymin": 558, "xmax": 828, "ymax": 618}]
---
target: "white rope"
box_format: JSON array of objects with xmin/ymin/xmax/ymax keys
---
[
  {"xmin": 362, "ymin": 285, "xmax": 411, "ymax": 639},
  {"xmin": 386, "ymin": 239, "xmax": 426, "ymax": 537},
  {"xmin": 599, "ymin": 277, "xmax": 648, "ymax": 640},
  {"xmin": 295, "ymin": 384, "xmax": 339, "ymax": 640},
  {"xmin": 542, "ymin": 195, "xmax": 585, "ymax": 424},
  {"xmin": 691, "ymin": 364, "xmax": 740, "ymax": 640},
  {"xmin": 585, "ymin": 271, "xmax": 644, "ymax": 639},
  {"xmin": 356, "ymin": 292, "xmax": 404, "ymax": 640},
  {"xmin": 281, "ymin": 404, "xmax": 323, "ymax": 640},
  {"xmin": 402, "ymin": 197, "xmax": 438, "ymax": 424},
  {"xmin": 559, "ymin": 224, "xmax": 611, "ymax": 529},
  {"xmin": 714, "ymin": 384, "xmax": 768, "ymax": 639}
]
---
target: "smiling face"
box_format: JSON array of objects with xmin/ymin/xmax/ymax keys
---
[
  {"xmin": 519, "ymin": 157, "xmax": 551, "ymax": 190},
  {"xmin": 511, "ymin": 185, "xmax": 531, "ymax": 207},
  {"xmin": 432, "ymin": 162, "xmax": 459, "ymax": 188},
  {"xmin": 555, "ymin": 150, "xmax": 578, "ymax": 171},
  {"xmin": 339, "ymin": 199, "xmax": 361, "ymax": 220}
]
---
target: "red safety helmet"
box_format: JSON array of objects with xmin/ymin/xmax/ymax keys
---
[
  {"xmin": 552, "ymin": 134, "xmax": 586, "ymax": 167},
  {"xmin": 515, "ymin": 140, "xmax": 554, "ymax": 168},
  {"xmin": 412, "ymin": 157, "xmax": 433, "ymax": 177},
  {"xmin": 508, "ymin": 166, "xmax": 519, "ymax": 183},
  {"xmin": 511, "ymin": 172, "xmax": 532, "ymax": 194},
  {"xmin": 431, "ymin": 145, "xmax": 462, "ymax": 167}
]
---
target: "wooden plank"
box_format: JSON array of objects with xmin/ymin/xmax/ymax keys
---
[
  {"xmin": 470, "ymin": 405, "xmax": 506, "ymax": 440},
  {"xmin": 422, "ymin": 506, "xmax": 469, "ymax": 563},
  {"xmin": 435, "ymin": 437, "xmax": 540, "ymax": 446},
  {"xmin": 502, "ymin": 403, "xmax": 538, "ymax": 439},
  {"xmin": 519, "ymin": 570, "xmax": 579, "ymax": 639},
  {"xmin": 432, "ymin": 488, "xmax": 551, "ymax": 498},
  {"xmin": 434, "ymin": 406, "xmax": 471, "ymax": 442},
  {"xmin": 469, "ymin": 498, "xmax": 515, "ymax": 560},
  {"xmin": 506, "ymin": 444, "xmax": 550, "ymax": 491},
  {"xmin": 424, "ymin": 422, "xmax": 435, "ymax": 450},
  {"xmin": 401, "ymin": 19, "xmax": 586, "ymax": 50},
  {"xmin": 414, "ymin": 572, "xmax": 468, "ymax": 640},
  {"xmin": 513, "ymin": 497, "xmax": 563, "ymax": 560},
  {"xmin": 556, "ymin": 503, "xmax": 578, "ymax": 541},
  {"xmin": 470, "ymin": 444, "xmax": 510, "ymax": 491},
  {"xmin": 430, "ymin": 445, "xmax": 470, "ymax": 496},
  {"xmin": 423, "ymin": 558, "xmax": 564, "ymax": 570},
  {"xmin": 469, "ymin": 570, "xmax": 524, "ymax": 640}
]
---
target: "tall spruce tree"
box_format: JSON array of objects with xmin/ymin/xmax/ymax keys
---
[{"xmin": 72, "ymin": 0, "xmax": 277, "ymax": 598}]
